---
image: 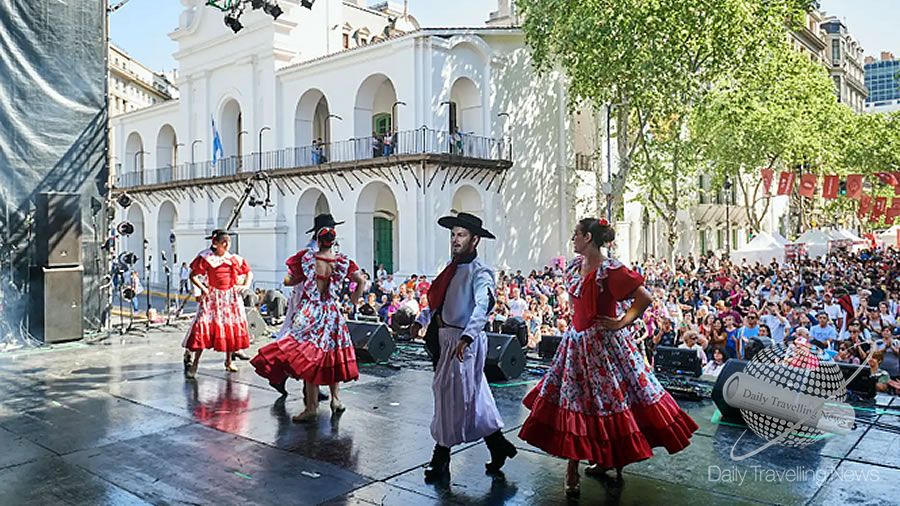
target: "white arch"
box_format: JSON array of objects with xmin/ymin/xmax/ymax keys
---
[
  {"xmin": 124, "ymin": 131, "xmax": 144, "ymax": 175},
  {"xmin": 156, "ymin": 201, "xmax": 177, "ymax": 286},
  {"xmin": 155, "ymin": 124, "xmax": 177, "ymax": 168},
  {"xmin": 449, "ymin": 77, "xmax": 483, "ymax": 136},
  {"xmin": 354, "ymin": 73, "xmax": 398, "ymax": 138},
  {"xmin": 447, "ymin": 36, "xmax": 492, "ymax": 63},
  {"xmin": 355, "ymin": 181, "xmax": 398, "ymax": 274},
  {"xmin": 219, "ymin": 98, "xmax": 243, "ymax": 159},
  {"xmin": 296, "ymin": 189, "xmax": 331, "ymax": 250},
  {"xmin": 451, "ymin": 184, "xmax": 484, "ymax": 218}
]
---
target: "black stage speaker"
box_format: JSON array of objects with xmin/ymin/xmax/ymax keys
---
[
  {"xmin": 29, "ymin": 266, "xmax": 84, "ymax": 343},
  {"xmin": 246, "ymin": 308, "xmax": 266, "ymax": 342},
  {"xmin": 348, "ymin": 321, "xmax": 395, "ymax": 363},
  {"xmin": 35, "ymin": 192, "xmax": 82, "ymax": 267},
  {"xmin": 538, "ymin": 334, "xmax": 563, "ymax": 360},
  {"xmin": 836, "ymin": 362, "xmax": 875, "ymax": 399},
  {"xmin": 484, "ymin": 333, "xmax": 526, "ymax": 382},
  {"xmin": 501, "ymin": 316, "xmax": 528, "ymax": 348},
  {"xmin": 711, "ymin": 359, "xmax": 748, "ymax": 423}
]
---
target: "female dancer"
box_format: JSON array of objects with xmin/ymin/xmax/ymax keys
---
[
  {"xmin": 518, "ymin": 218, "xmax": 698, "ymax": 498},
  {"xmin": 183, "ymin": 229, "xmax": 252, "ymax": 378},
  {"xmin": 251, "ymin": 213, "xmax": 365, "ymax": 422}
]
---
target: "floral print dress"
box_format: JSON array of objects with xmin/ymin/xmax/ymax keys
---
[
  {"xmin": 519, "ymin": 256, "xmax": 698, "ymax": 468},
  {"xmin": 251, "ymin": 249, "xmax": 360, "ymax": 386}
]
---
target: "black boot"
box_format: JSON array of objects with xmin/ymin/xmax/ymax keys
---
[
  {"xmin": 424, "ymin": 445, "xmax": 451, "ymax": 482},
  {"xmin": 270, "ymin": 379, "xmax": 288, "ymax": 397},
  {"xmin": 484, "ymin": 430, "xmax": 517, "ymax": 474}
]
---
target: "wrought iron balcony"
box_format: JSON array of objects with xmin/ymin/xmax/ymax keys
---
[{"xmin": 116, "ymin": 127, "xmax": 512, "ymax": 190}]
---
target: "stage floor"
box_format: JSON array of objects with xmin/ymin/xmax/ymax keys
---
[{"xmin": 0, "ymin": 326, "xmax": 897, "ymax": 505}]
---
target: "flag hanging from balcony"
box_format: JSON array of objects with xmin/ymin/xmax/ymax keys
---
[
  {"xmin": 858, "ymin": 195, "xmax": 872, "ymax": 220},
  {"xmin": 822, "ymin": 175, "xmax": 839, "ymax": 199},
  {"xmin": 211, "ymin": 116, "xmax": 224, "ymax": 165},
  {"xmin": 760, "ymin": 168, "xmax": 774, "ymax": 196},
  {"xmin": 799, "ymin": 174, "xmax": 817, "ymax": 198},
  {"xmin": 776, "ymin": 171, "xmax": 794, "ymax": 195},
  {"xmin": 845, "ymin": 174, "xmax": 864, "ymax": 200},
  {"xmin": 872, "ymin": 196, "xmax": 888, "ymax": 220}
]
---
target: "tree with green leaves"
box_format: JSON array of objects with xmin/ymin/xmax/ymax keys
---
[
  {"xmin": 517, "ymin": 0, "xmax": 813, "ymax": 222},
  {"xmin": 692, "ymin": 45, "xmax": 846, "ymax": 234}
]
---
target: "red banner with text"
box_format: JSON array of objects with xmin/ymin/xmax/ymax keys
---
[
  {"xmin": 822, "ymin": 175, "xmax": 839, "ymax": 199},
  {"xmin": 777, "ymin": 172, "xmax": 795, "ymax": 196}
]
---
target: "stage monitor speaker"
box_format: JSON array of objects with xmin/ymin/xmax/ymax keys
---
[
  {"xmin": 501, "ymin": 316, "xmax": 528, "ymax": 348},
  {"xmin": 654, "ymin": 346, "xmax": 703, "ymax": 377},
  {"xmin": 484, "ymin": 332, "xmax": 526, "ymax": 382},
  {"xmin": 246, "ymin": 308, "xmax": 266, "ymax": 342},
  {"xmin": 29, "ymin": 265, "xmax": 84, "ymax": 343},
  {"xmin": 36, "ymin": 192, "xmax": 82, "ymax": 267},
  {"xmin": 711, "ymin": 359, "xmax": 748, "ymax": 423},
  {"xmin": 538, "ymin": 334, "xmax": 563, "ymax": 360},
  {"xmin": 347, "ymin": 321, "xmax": 395, "ymax": 363},
  {"xmin": 837, "ymin": 362, "xmax": 875, "ymax": 399}
]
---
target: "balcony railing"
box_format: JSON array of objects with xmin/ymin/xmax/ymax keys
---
[{"xmin": 115, "ymin": 127, "xmax": 512, "ymax": 189}]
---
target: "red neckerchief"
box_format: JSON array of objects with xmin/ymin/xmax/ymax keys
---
[
  {"xmin": 838, "ymin": 294, "xmax": 854, "ymax": 321},
  {"xmin": 427, "ymin": 251, "xmax": 476, "ymax": 310}
]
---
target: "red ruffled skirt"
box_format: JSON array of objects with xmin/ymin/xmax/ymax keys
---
[
  {"xmin": 251, "ymin": 298, "xmax": 359, "ymax": 385},
  {"xmin": 519, "ymin": 323, "xmax": 698, "ymax": 467},
  {"xmin": 183, "ymin": 286, "xmax": 249, "ymax": 352}
]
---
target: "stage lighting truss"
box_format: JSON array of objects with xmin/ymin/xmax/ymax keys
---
[{"xmin": 206, "ymin": 0, "xmax": 296, "ymax": 33}]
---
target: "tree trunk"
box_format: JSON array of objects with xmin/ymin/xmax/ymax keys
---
[{"xmin": 610, "ymin": 103, "xmax": 632, "ymax": 221}]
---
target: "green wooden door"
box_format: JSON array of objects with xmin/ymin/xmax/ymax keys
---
[
  {"xmin": 373, "ymin": 114, "xmax": 391, "ymax": 136},
  {"xmin": 374, "ymin": 217, "xmax": 393, "ymax": 274}
]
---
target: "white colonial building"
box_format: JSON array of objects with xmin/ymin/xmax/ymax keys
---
[{"xmin": 111, "ymin": 0, "xmax": 597, "ymax": 290}]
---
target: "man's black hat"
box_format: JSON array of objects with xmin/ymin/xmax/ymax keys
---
[
  {"xmin": 205, "ymin": 228, "xmax": 237, "ymax": 240},
  {"xmin": 306, "ymin": 213, "xmax": 345, "ymax": 234},
  {"xmin": 437, "ymin": 212, "xmax": 495, "ymax": 239}
]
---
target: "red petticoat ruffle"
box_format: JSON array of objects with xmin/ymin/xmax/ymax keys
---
[
  {"xmin": 251, "ymin": 337, "xmax": 359, "ymax": 386},
  {"xmin": 183, "ymin": 321, "xmax": 249, "ymax": 353},
  {"xmin": 519, "ymin": 388, "xmax": 698, "ymax": 468}
]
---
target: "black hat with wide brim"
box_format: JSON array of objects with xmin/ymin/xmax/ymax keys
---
[
  {"xmin": 205, "ymin": 228, "xmax": 237, "ymax": 240},
  {"xmin": 306, "ymin": 213, "xmax": 345, "ymax": 234},
  {"xmin": 437, "ymin": 212, "xmax": 495, "ymax": 239}
]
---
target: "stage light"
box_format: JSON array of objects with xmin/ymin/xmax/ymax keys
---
[
  {"xmin": 117, "ymin": 221, "xmax": 135, "ymax": 236},
  {"xmin": 264, "ymin": 2, "xmax": 283, "ymax": 19},
  {"xmin": 116, "ymin": 192, "xmax": 132, "ymax": 208},
  {"xmin": 301, "ymin": 0, "xmax": 314, "ymax": 9},
  {"xmin": 224, "ymin": 15, "xmax": 242, "ymax": 33},
  {"xmin": 118, "ymin": 251, "xmax": 138, "ymax": 266}
]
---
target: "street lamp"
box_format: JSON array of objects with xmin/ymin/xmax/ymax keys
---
[
  {"xmin": 391, "ymin": 101, "xmax": 406, "ymax": 134},
  {"xmin": 134, "ymin": 149, "xmax": 147, "ymax": 185},
  {"xmin": 258, "ymin": 126, "xmax": 271, "ymax": 171},
  {"xmin": 191, "ymin": 139, "xmax": 202, "ymax": 164},
  {"xmin": 723, "ymin": 177, "xmax": 733, "ymax": 256}
]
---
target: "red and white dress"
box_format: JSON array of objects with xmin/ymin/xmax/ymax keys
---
[
  {"xmin": 519, "ymin": 256, "xmax": 698, "ymax": 468},
  {"xmin": 182, "ymin": 250, "xmax": 251, "ymax": 353},
  {"xmin": 251, "ymin": 249, "xmax": 360, "ymax": 386}
]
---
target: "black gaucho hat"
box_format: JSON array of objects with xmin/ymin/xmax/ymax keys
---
[
  {"xmin": 205, "ymin": 228, "xmax": 236, "ymax": 240},
  {"xmin": 437, "ymin": 212, "xmax": 495, "ymax": 240},
  {"xmin": 306, "ymin": 213, "xmax": 345, "ymax": 234}
]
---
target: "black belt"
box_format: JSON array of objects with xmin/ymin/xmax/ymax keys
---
[{"xmin": 435, "ymin": 313, "xmax": 464, "ymax": 330}]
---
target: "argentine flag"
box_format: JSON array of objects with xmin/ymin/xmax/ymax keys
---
[{"xmin": 211, "ymin": 116, "xmax": 224, "ymax": 164}]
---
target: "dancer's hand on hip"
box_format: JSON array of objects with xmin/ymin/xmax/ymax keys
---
[
  {"xmin": 454, "ymin": 339, "xmax": 469, "ymax": 362},
  {"xmin": 597, "ymin": 315, "xmax": 626, "ymax": 331}
]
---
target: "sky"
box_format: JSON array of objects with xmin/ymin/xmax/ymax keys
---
[
  {"xmin": 110, "ymin": 1, "xmax": 900, "ymax": 74},
  {"xmin": 109, "ymin": 0, "xmax": 496, "ymax": 72}
]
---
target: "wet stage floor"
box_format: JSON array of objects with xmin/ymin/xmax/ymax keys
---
[{"xmin": 1, "ymin": 326, "xmax": 898, "ymax": 505}]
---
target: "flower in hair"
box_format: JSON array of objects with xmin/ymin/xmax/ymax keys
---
[{"xmin": 598, "ymin": 218, "xmax": 610, "ymax": 226}]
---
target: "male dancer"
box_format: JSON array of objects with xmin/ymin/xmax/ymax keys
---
[{"xmin": 410, "ymin": 212, "xmax": 517, "ymax": 482}]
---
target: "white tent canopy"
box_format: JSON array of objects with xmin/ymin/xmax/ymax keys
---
[
  {"xmin": 771, "ymin": 231, "xmax": 790, "ymax": 246},
  {"xmin": 878, "ymin": 226, "xmax": 900, "ymax": 248},
  {"xmin": 731, "ymin": 231, "xmax": 785, "ymax": 265},
  {"xmin": 795, "ymin": 229, "xmax": 834, "ymax": 259}
]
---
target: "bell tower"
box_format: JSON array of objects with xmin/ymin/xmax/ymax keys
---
[{"xmin": 486, "ymin": 0, "xmax": 520, "ymax": 26}]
